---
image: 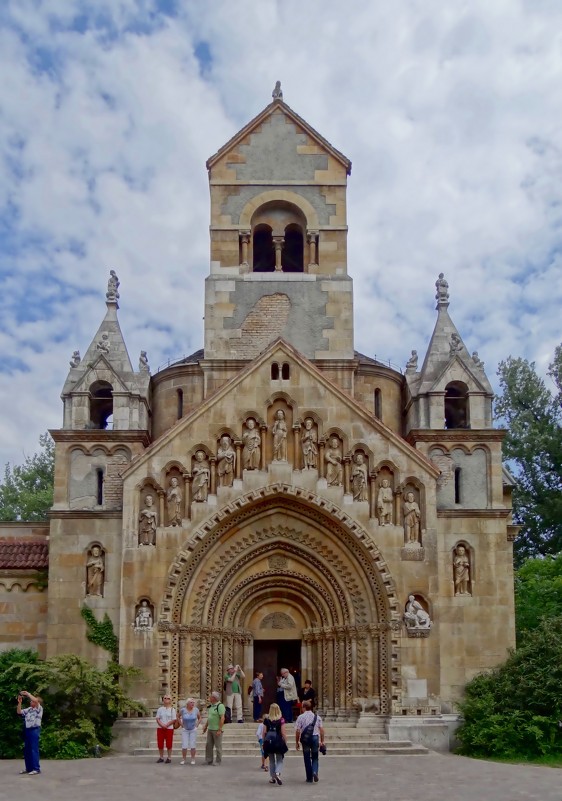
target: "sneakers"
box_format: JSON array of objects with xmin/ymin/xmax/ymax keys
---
[
  {"xmin": 269, "ymin": 778, "xmax": 277, "ymax": 784},
  {"xmin": 165, "ymin": 758, "xmax": 171, "ymax": 764},
  {"xmin": 313, "ymin": 774, "xmax": 319, "ymax": 782},
  {"xmin": 28, "ymin": 770, "xmax": 40, "ymax": 775},
  {"xmin": 275, "ymin": 773, "xmax": 283, "ymax": 785},
  {"xmin": 180, "ymin": 760, "xmax": 186, "ymax": 765},
  {"xmin": 190, "ymin": 759, "xmax": 196, "ymax": 765},
  {"xmin": 156, "ymin": 757, "xmax": 164, "ymax": 763},
  {"xmin": 19, "ymin": 770, "xmax": 28, "ymax": 775}
]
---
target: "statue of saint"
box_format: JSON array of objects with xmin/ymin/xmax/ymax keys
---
[
  {"xmin": 272, "ymin": 80, "xmax": 283, "ymax": 100},
  {"xmin": 242, "ymin": 418, "xmax": 261, "ymax": 470},
  {"xmin": 435, "ymin": 272, "xmax": 449, "ymax": 304},
  {"xmin": 454, "ymin": 545, "xmax": 471, "ymax": 596},
  {"xmin": 106, "ymin": 269, "xmax": 120, "ymax": 302},
  {"xmin": 351, "ymin": 453, "xmax": 368, "ymax": 501},
  {"xmin": 86, "ymin": 545, "xmax": 104, "ymax": 596},
  {"xmin": 403, "ymin": 492, "xmax": 421, "ymax": 544},
  {"xmin": 192, "ymin": 451, "xmax": 210, "ymax": 502},
  {"xmin": 325, "ymin": 437, "xmax": 343, "ymax": 486},
  {"xmin": 135, "ymin": 600, "xmax": 153, "ymax": 629},
  {"xmin": 69, "ymin": 350, "xmax": 81, "ymax": 368},
  {"xmin": 377, "ymin": 479, "xmax": 393, "ymax": 525},
  {"xmin": 301, "ymin": 418, "xmax": 318, "ymax": 469},
  {"xmin": 404, "ymin": 595, "xmax": 431, "ymax": 629},
  {"xmin": 166, "ymin": 477, "xmax": 182, "ymax": 526},
  {"xmin": 472, "ymin": 351, "xmax": 484, "ymax": 369},
  {"xmin": 217, "ymin": 435, "xmax": 235, "ymax": 487},
  {"xmin": 96, "ymin": 332, "xmax": 110, "ymax": 354},
  {"xmin": 139, "ymin": 350, "xmax": 150, "ymax": 372},
  {"xmin": 449, "ymin": 333, "xmax": 463, "ymax": 356},
  {"xmin": 272, "ymin": 409, "xmax": 288, "ymax": 462},
  {"xmin": 139, "ymin": 494, "xmax": 158, "ymax": 546},
  {"xmin": 405, "ymin": 350, "xmax": 418, "ymax": 370}
]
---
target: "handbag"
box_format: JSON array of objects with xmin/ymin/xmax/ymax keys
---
[{"xmin": 173, "ymin": 718, "xmax": 181, "ymax": 730}]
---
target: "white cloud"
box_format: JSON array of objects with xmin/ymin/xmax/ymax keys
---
[{"xmin": 1, "ymin": 0, "xmax": 562, "ymax": 466}]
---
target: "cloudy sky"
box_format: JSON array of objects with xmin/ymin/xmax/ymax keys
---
[{"xmin": 1, "ymin": 0, "xmax": 561, "ymax": 467}]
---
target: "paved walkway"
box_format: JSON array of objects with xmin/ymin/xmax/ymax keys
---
[{"xmin": 1, "ymin": 753, "xmax": 560, "ymax": 801}]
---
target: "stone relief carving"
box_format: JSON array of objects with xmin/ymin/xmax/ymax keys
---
[
  {"xmin": 272, "ymin": 409, "xmax": 288, "ymax": 462},
  {"xmin": 301, "ymin": 417, "xmax": 318, "ymax": 469},
  {"xmin": 405, "ymin": 350, "xmax": 418, "ymax": 371},
  {"xmin": 242, "ymin": 418, "xmax": 260, "ymax": 470},
  {"xmin": 139, "ymin": 493, "xmax": 158, "ymax": 545},
  {"xmin": 96, "ymin": 332, "xmax": 110, "ymax": 354},
  {"xmin": 260, "ymin": 612, "xmax": 295, "ymax": 629},
  {"xmin": 268, "ymin": 554, "xmax": 288, "ymax": 570},
  {"xmin": 192, "ymin": 451, "xmax": 210, "ymax": 502},
  {"xmin": 69, "ymin": 350, "xmax": 81, "ymax": 368},
  {"xmin": 139, "ymin": 350, "xmax": 150, "ymax": 372},
  {"xmin": 449, "ymin": 332, "xmax": 463, "ymax": 356},
  {"xmin": 453, "ymin": 544, "xmax": 471, "ymax": 596},
  {"xmin": 166, "ymin": 477, "xmax": 182, "ymax": 527},
  {"xmin": 134, "ymin": 599, "xmax": 153, "ymax": 630},
  {"xmin": 377, "ymin": 479, "xmax": 393, "ymax": 525},
  {"xmin": 351, "ymin": 452, "xmax": 368, "ymax": 501},
  {"xmin": 217, "ymin": 435, "xmax": 235, "ymax": 487},
  {"xmin": 404, "ymin": 595, "xmax": 432, "ymax": 635},
  {"xmin": 435, "ymin": 272, "xmax": 449, "ymax": 304},
  {"xmin": 106, "ymin": 269, "xmax": 120, "ymax": 302},
  {"xmin": 86, "ymin": 545, "xmax": 105, "ymax": 596},
  {"xmin": 403, "ymin": 491, "xmax": 421, "ymax": 546},
  {"xmin": 325, "ymin": 436, "xmax": 343, "ymax": 486}
]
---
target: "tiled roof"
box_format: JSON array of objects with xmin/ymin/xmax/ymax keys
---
[{"xmin": 0, "ymin": 540, "xmax": 49, "ymax": 570}]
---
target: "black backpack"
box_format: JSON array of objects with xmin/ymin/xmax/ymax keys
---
[{"xmin": 299, "ymin": 714, "xmax": 317, "ymax": 746}]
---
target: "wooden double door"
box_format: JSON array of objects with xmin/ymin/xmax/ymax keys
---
[{"xmin": 253, "ymin": 639, "xmax": 301, "ymax": 710}]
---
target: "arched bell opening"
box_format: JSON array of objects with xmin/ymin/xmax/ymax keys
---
[
  {"xmin": 89, "ymin": 380, "xmax": 113, "ymax": 429},
  {"xmin": 252, "ymin": 224, "xmax": 275, "ymax": 272},
  {"xmin": 445, "ymin": 381, "xmax": 470, "ymax": 429}
]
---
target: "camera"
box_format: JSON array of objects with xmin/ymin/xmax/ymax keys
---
[{"xmin": 319, "ymin": 743, "xmax": 327, "ymax": 755}]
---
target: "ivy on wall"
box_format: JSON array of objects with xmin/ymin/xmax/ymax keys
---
[{"xmin": 81, "ymin": 606, "xmax": 119, "ymax": 662}]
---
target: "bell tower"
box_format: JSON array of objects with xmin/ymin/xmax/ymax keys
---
[{"xmin": 204, "ymin": 83, "xmax": 353, "ymax": 361}]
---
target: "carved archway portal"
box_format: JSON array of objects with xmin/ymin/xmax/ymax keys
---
[{"xmin": 158, "ymin": 488, "xmax": 401, "ymax": 716}]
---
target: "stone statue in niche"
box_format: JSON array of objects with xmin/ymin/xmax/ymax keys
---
[
  {"xmin": 139, "ymin": 350, "xmax": 150, "ymax": 372},
  {"xmin": 166, "ymin": 477, "xmax": 182, "ymax": 526},
  {"xmin": 106, "ymin": 269, "xmax": 120, "ymax": 302},
  {"xmin": 217, "ymin": 435, "xmax": 235, "ymax": 487},
  {"xmin": 134, "ymin": 599, "xmax": 153, "ymax": 630},
  {"xmin": 69, "ymin": 350, "xmax": 81, "ymax": 368},
  {"xmin": 86, "ymin": 545, "xmax": 105, "ymax": 596},
  {"xmin": 301, "ymin": 418, "xmax": 318, "ymax": 469},
  {"xmin": 404, "ymin": 595, "xmax": 432, "ymax": 630},
  {"xmin": 454, "ymin": 544, "xmax": 471, "ymax": 596},
  {"xmin": 351, "ymin": 453, "xmax": 368, "ymax": 501},
  {"xmin": 139, "ymin": 493, "xmax": 158, "ymax": 545},
  {"xmin": 405, "ymin": 350, "xmax": 418, "ymax": 371},
  {"xmin": 377, "ymin": 479, "xmax": 393, "ymax": 525},
  {"xmin": 242, "ymin": 418, "xmax": 261, "ymax": 470},
  {"xmin": 325, "ymin": 436, "xmax": 343, "ymax": 486},
  {"xmin": 192, "ymin": 451, "xmax": 210, "ymax": 502},
  {"xmin": 96, "ymin": 332, "xmax": 110, "ymax": 354},
  {"xmin": 272, "ymin": 409, "xmax": 288, "ymax": 462},
  {"xmin": 403, "ymin": 491, "xmax": 421, "ymax": 544}
]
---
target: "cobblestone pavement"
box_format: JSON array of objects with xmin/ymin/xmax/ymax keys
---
[{"xmin": 1, "ymin": 753, "xmax": 561, "ymax": 801}]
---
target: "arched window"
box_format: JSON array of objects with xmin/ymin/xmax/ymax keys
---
[
  {"xmin": 177, "ymin": 388, "xmax": 183, "ymax": 420},
  {"xmin": 271, "ymin": 362, "xmax": 280, "ymax": 380},
  {"xmin": 89, "ymin": 381, "xmax": 113, "ymax": 429},
  {"xmin": 253, "ymin": 225, "xmax": 275, "ymax": 272},
  {"xmin": 374, "ymin": 388, "xmax": 382, "ymax": 420},
  {"xmin": 454, "ymin": 467, "xmax": 462, "ymax": 504},
  {"xmin": 281, "ymin": 362, "xmax": 290, "ymax": 380},
  {"xmin": 445, "ymin": 381, "xmax": 469, "ymax": 429},
  {"xmin": 282, "ymin": 224, "xmax": 304, "ymax": 272},
  {"xmin": 96, "ymin": 468, "xmax": 104, "ymax": 506}
]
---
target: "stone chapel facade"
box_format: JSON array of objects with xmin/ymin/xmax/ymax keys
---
[{"xmin": 0, "ymin": 89, "xmax": 518, "ymax": 740}]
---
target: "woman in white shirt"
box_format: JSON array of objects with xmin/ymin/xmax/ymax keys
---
[{"xmin": 155, "ymin": 694, "xmax": 177, "ymax": 763}]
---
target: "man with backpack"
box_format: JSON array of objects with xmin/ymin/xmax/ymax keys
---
[
  {"xmin": 203, "ymin": 691, "xmax": 225, "ymax": 765},
  {"xmin": 295, "ymin": 700, "xmax": 326, "ymax": 783}
]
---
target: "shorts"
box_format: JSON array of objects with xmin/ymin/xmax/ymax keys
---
[
  {"xmin": 181, "ymin": 729, "xmax": 198, "ymax": 750},
  {"xmin": 157, "ymin": 727, "xmax": 174, "ymax": 750}
]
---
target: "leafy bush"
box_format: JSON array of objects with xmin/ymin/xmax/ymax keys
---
[
  {"xmin": 456, "ymin": 617, "xmax": 562, "ymax": 758},
  {"xmin": 0, "ymin": 650, "xmax": 146, "ymax": 760}
]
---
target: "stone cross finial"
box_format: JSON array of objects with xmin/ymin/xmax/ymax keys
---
[
  {"xmin": 272, "ymin": 81, "xmax": 283, "ymax": 101},
  {"xmin": 435, "ymin": 272, "xmax": 449, "ymax": 305},
  {"xmin": 106, "ymin": 269, "xmax": 120, "ymax": 302}
]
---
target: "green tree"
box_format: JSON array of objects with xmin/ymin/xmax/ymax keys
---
[
  {"xmin": 456, "ymin": 617, "xmax": 562, "ymax": 759},
  {"xmin": 0, "ymin": 433, "xmax": 55, "ymax": 522},
  {"xmin": 0, "ymin": 648, "xmax": 41, "ymax": 759},
  {"xmin": 515, "ymin": 553, "xmax": 562, "ymax": 645},
  {"xmin": 495, "ymin": 344, "xmax": 562, "ymax": 562}
]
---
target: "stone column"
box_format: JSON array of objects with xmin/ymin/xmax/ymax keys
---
[
  {"xmin": 318, "ymin": 440, "xmax": 326, "ymax": 479},
  {"xmin": 182, "ymin": 472, "xmax": 191, "ymax": 520},
  {"xmin": 234, "ymin": 440, "xmax": 243, "ymax": 480},
  {"xmin": 369, "ymin": 473, "xmax": 376, "ymax": 519},
  {"xmin": 307, "ymin": 230, "xmax": 318, "ymax": 266},
  {"xmin": 240, "ymin": 231, "xmax": 250, "ymax": 267},
  {"xmin": 259, "ymin": 424, "xmax": 267, "ymax": 471},
  {"xmin": 273, "ymin": 236, "xmax": 284, "ymax": 271},
  {"xmin": 210, "ymin": 457, "xmax": 217, "ymax": 495},
  {"xmin": 292, "ymin": 424, "xmax": 300, "ymax": 469},
  {"xmin": 157, "ymin": 490, "xmax": 165, "ymax": 528},
  {"xmin": 343, "ymin": 457, "xmax": 351, "ymax": 495}
]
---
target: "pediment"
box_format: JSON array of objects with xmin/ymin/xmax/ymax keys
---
[
  {"xmin": 124, "ymin": 339, "xmax": 438, "ymax": 481},
  {"xmin": 69, "ymin": 356, "xmax": 130, "ymax": 395},
  {"xmin": 428, "ymin": 356, "xmax": 490, "ymax": 394}
]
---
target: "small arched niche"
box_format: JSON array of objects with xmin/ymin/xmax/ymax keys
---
[
  {"xmin": 282, "ymin": 224, "xmax": 304, "ymax": 272},
  {"xmin": 445, "ymin": 381, "xmax": 469, "ymax": 429},
  {"xmin": 251, "ymin": 201, "xmax": 307, "ymax": 272},
  {"xmin": 253, "ymin": 224, "xmax": 275, "ymax": 272},
  {"xmin": 89, "ymin": 380, "xmax": 113, "ymax": 429}
]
